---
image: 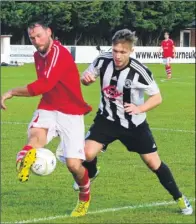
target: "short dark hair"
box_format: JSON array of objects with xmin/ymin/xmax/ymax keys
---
[
  {"xmin": 112, "ymin": 29, "xmax": 138, "ymax": 45},
  {"xmin": 164, "ymin": 31, "xmax": 169, "ymax": 35},
  {"xmin": 28, "ymin": 20, "xmax": 49, "ymax": 30}
]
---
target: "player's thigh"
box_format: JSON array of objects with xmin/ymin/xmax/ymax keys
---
[
  {"xmin": 140, "ymin": 151, "xmax": 161, "ymax": 170},
  {"xmin": 28, "ymin": 109, "xmax": 58, "ymax": 147},
  {"xmin": 163, "ymin": 58, "xmax": 167, "ymax": 65},
  {"xmin": 168, "ymin": 57, "xmax": 172, "ymax": 64},
  {"xmin": 166, "ymin": 57, "xmax": 172, "ymax": 65},
  {"xmin": 119, "ymin": 121, "xmax": 157, "ymax": 154},
  {"xmin": 56, "ymin": 113, "xmax": 86, "ymax": 161},
  {"xmin": 163, "ymin": 57, "xmax": 171, "ymax": 66},
  {"xmin": 85, "ymin": 115, "xmax": 118, "ymax": 158}
]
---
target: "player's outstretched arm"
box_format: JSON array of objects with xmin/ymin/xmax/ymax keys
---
[{"xmin": 1, "ymin": 86, "xmax": 31, "ymax": 110}]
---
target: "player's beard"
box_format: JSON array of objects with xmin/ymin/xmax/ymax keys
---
[{"xmin": 37, "ymin": 39, "xmax": 51, "ymax": 54}]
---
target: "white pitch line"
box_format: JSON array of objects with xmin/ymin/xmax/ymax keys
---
[
  {"xmin": 151, "ymin": 127, "xmax": 195, "ymax": 133},
  {"xmin": 1, "ymin": 121, "xmax": 195, "ymax": 133},
  {"xmin": 160, "ymin": 80, "xmax": 194, "ymax": 84},
  {"xmin": 1, "ymin": 121, "xmax": 28, "ymax": 125},
  {"xmin": 160, "ymin": 76, "xmax": 195, "ymax": 83},
  {"xmin": 171, "ymin": 81, "xmax": 194, "ymax": 85},
  {"xmin": 2, "ymin": 198, "xmax": 195, "ymax": 224},
  {"xmin": 160, "ymin": 77, "xmax": 179, "ymax": 82}
]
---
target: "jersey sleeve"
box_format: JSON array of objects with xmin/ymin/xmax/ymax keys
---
[
  {"xmin": 171, "ymin": 39, "xmax": 175, "ymax": 46},
  {"xmin": 132, "ymin": 63, "xmax": 160, "ymax": 96},
  {"xmin": 27, "ymin": 47, "xmax": 71, "ymax": 96},
  {"xmin": 144, "ymin": 79, "xmax": 160, "ymax": 96},
  {"xmin": 82, "ymin": 55, "xmax": 105, "ymax": 78}
]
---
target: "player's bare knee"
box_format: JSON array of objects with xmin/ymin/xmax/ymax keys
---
[
  {"xmin": 66, "ymin": 159, "xmax": 82, "ymax": 174},
  {"xmin": 145, "ymin": 158, "xmax": 161, "ymax": 171},
  {"xmin": 146, "ymin": 162, "xmax": 160, "ymax": 171},
  {"xmin": 28, "ymin": 128, "xmax": 47, "ymax": 148},
  {"xmin": 67, "ymin": 164, "xmax": 79, "ymax": 174},
  {"xmin": 85, "ymin": 150, "xmax": 95, "ymax": 162},
  {"xmin": 141, "ymin": 152, "xmax": 161, "ymax": 171},
  {"xmin": 84, "ymin": 140, "xmax": 102, "ymax": 161}
]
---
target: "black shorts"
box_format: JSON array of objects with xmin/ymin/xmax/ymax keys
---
[{"xmin": 85, "ymin": 115, "xmax": 157, "ymax": 154}]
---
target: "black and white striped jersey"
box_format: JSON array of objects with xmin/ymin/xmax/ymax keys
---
[{"xmin": 83, "ymin": 52, "xmax": 160, "ymax": 129}]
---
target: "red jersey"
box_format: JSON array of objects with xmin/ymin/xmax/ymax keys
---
[
  {"xmin": 27, "ymin": 41, "xmax": 92, "ymax": 115},
  {"xmin": 161, "ymin": 39, "xmax": 174, "ymax": 58}
]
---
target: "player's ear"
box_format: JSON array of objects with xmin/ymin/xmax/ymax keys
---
[
  {"xmin": 130, "ymin": 44, "xmax": 134, "ymax": 53},
  {"xmin": 47, "ymin": 28, "xmax": 52, "ymax": 37}
]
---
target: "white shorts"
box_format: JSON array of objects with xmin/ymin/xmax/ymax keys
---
[
  {"xmin": 28, "ymin": 109, "xmax": 85, "ymax": 162},
  {"xmin": 163, "ymin": 57, "xmax": 172, "ymax": 65}
]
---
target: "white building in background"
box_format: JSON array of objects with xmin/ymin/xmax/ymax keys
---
[
  {"xmin": 1, "ymin": 35, "xmax": 12, "ymax": 64},
  {"xmin": 1, "ymin": 40, "xmax": 195, "ymax": 64}
]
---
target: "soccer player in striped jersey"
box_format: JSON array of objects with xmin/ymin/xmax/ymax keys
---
[
  {"xmin": 73, "ymin": 29, "xmax": 193, "ymax": 215},
  {"xmin": 159, "ymin": 32, "xmax": 176, "ymax": 79}
]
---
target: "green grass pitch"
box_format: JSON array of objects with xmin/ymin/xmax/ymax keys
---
[{"xmin": 1, "ymin": 63, "xmax": 195, "ymax": 223}]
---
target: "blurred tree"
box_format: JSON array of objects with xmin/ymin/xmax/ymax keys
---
[
  {"xmin": 1, "ymin": 1, "xmax": 72, "ymax": 44},
  {"xmin": 1, "ymin": 1, "xmax": 195, "ymax": 45},
  {"xmin": 121, "ymin": 1, "xmax": 195, "ymax": 46},
  {"xmin": 70, "ymin": 1, "xmax": 103, "ymax": 45}
]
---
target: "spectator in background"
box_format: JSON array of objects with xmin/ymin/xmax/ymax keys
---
[{"xmin": 159, "ymin": 32, "xmax": 175, "ymax": 79}]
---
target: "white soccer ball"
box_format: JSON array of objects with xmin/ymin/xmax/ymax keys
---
[{"xmin": 31, "ymin": 148, "xmax": 57, "ymax": 176}]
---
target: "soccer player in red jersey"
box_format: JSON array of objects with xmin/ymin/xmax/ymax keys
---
[
  {"xmin": 160, "ymin": 32, "xmax": 176, "ymax": 79},
  {"xmin": 0, "ymin": 21, "xmax": 91, "ymax": 217}
]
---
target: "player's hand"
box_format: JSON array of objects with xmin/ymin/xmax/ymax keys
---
[
  {"xmin": 81, "ymin": 72, "xmax": 96, "ymax": 85},
  {"xmin": 124, "ymin": 103, "xmax": 141, "ymax": 115},
  {"xmin": 1, "ymin": 91, "xmax": 13, "ymax": 110}
]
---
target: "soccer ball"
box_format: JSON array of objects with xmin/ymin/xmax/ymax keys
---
[{"xmin": 31, "ymin": 148, "xmax": 57, "ymax": 176}]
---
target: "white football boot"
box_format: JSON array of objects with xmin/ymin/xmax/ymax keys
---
[{"xmin": 176, "ymin": 195, "xmax": 193, "ymax": 215}]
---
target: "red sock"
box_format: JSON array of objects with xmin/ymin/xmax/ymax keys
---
[
  {"xmin": 77, "ymin": 169, "xmax": 90, "ymax": 201},
  {"xmin": 165, "ymin": 65, "xmax": 171, "ymax": 78},
  {"xmin": 16, "ymin": 145, "xmax": 33, "ymax": 162}
]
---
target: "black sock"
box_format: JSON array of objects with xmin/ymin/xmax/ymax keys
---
[
  {"xmin": 154, "ymin": 162, "xmax": 182, "ymax": 200},
  {"xmin": 82, "ymin": 157, "xmax": 97, "ymax": 178}
]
